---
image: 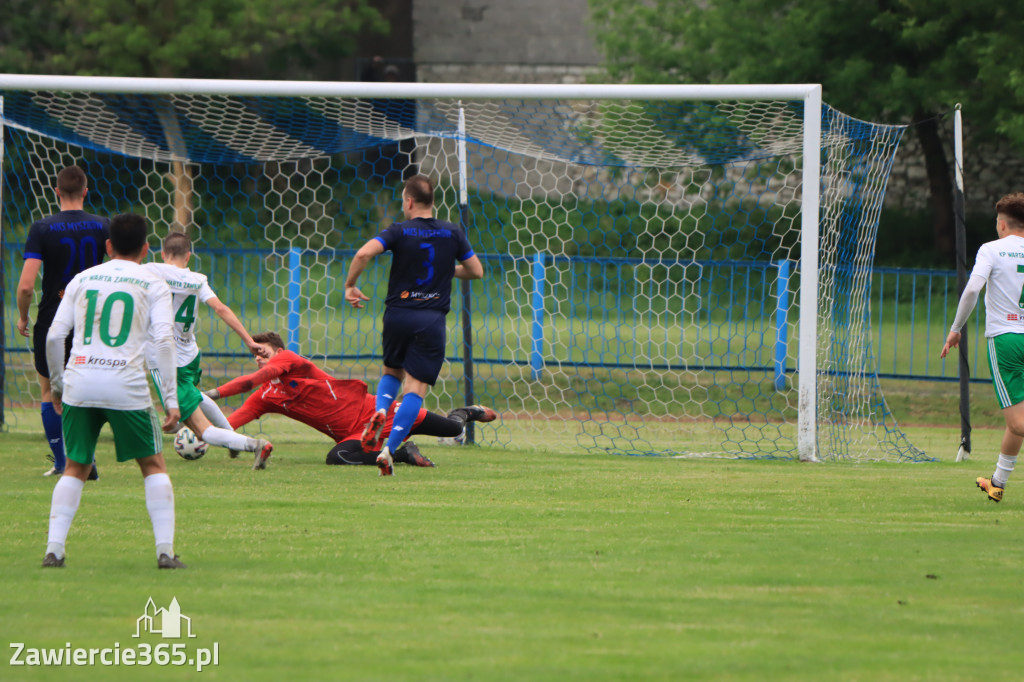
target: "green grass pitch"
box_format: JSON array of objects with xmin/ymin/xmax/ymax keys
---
[{"xmin": 2, "ymin": 419, "xmax": 1024, "ymax": 681}]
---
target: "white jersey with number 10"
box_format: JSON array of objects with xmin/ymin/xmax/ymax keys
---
[{"xmin": 47, "ymin": 259, "xmax": 175, "ymax": 410}]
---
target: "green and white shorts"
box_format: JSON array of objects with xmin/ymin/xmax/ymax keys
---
[
  {"xmin": 987, "ymin": 333, "xmax": 1024, "ymax": 409},
  {"xmin": 61, "ymin": 403, "xmax": 164, "ymax": 464},
  {"xmin": 152, "ymin": 354, "xmax": 204, "ymax": 421}
]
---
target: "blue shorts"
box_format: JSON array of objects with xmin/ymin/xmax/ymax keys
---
[
  {"xmin": 381, "ymin": 307, "xmax": 447, "ymax": 385},
  {"xmin": 33, "ymin": 309, "xmax": 71, "ymax": 378}
]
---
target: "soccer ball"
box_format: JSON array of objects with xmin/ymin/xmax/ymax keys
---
[{"xmin": 174, "ymin": 427, "xmax": 208, "ymax": 460}]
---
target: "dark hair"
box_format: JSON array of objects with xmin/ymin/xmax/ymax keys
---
[
  {"xmin": 996, "ymin": 193, "xmax": 1024, "ymax": 230},
  {"xmin": 108, "ymin": 213, "xmax": 149, "ymax": 256},
  {"xmin": 403, "ymin": 175, "xmax": 434, "ymax": 207},
  {"xmin": 162, "ymin": 231, "xmax": 192, "ymax": 258},
  {"xmin": 252, "ymin": 331, "xmax": 286, "ymax": 350},
  {"xmin": 56, "ymin": 165, "xmax": 87, "ymax": 197}
]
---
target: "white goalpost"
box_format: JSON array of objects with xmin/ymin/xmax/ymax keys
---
[{"xmin": 0, "ymin": 75, "xmax": 925, "ymax": 461}]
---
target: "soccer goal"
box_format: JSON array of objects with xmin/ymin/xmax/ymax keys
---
[{"xmin": 0, "ymin": 75, "xmax": 926, "ymax": 461}]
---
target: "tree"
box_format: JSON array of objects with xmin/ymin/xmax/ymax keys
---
[
  {"xmin": 0, "ymin": 0, "xmax": 387, "ymax": 230},
  {"xmin": 0, "ymin": 0, "xmax": 386, "ymax": 80},
  {"xmin": 588, "ymin": 0, "xmax": 1024, "ymax": 261}
]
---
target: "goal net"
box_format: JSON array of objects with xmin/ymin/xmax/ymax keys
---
[{"xmin": 0, "ymin": 78, "xmax": 927, "ymax": 461}]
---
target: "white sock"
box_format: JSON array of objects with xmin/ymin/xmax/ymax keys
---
[
  {"xmin": 200, "ymin": 425, "xmax": 257, "ymax": 452},
  {"xmin": 993, "ymin": 454, "xmax": 1017, "ymax": 488},
  {"xmin": 199, "ymin": 394, "xmax": 232, "ymax": 429},
  {"xmin": 47, "ymin": 476, "xmax": 85, "ymax": 559},
  {"xmin": 144, "ymin": 473, "xmax": 175, "ymax": 559}
]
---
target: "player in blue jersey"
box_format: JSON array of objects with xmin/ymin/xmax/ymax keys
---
[
  {"xmin": 344, "ymin": 175, "xmax": 484, "ymax": 476},
  {"xmin": 16, "ymin": 165, "xmax": 109, "ymax": 478}
]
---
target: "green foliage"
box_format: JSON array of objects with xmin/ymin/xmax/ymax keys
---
[
  {"xmin": 587, "ymin": 0, "xmax": 1023, "ymax": 261},
  {"xmin": 0, "ymin": 0, "xmax": 387, "ymax": 78},
  {"xmin": 875, "ymin": 206, "xmax": 998, "ymax": 268},
  {"xmin": 588, "ymin": 0, "xmax": 1022, "ymax": 146}
]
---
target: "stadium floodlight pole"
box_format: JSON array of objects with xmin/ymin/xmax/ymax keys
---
[
  {"xmin": 797, "ymin": 85, "xmax": 823, "ymax": 463},
  {"xmin": 457, "ymin": 103, "xmax": 476, "ymax": 444},
  {"xmin": 953, "ymin": 104, "xmax": 971, "ymax": 462}
]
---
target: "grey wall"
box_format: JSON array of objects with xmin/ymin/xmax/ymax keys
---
[{"xmin": 414, "ymin": 0, "xmax": 601, "ymax": 66}]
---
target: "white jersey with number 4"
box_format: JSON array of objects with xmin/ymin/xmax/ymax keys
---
[
  {"xmin": 144, "ymin": 262, "xmax": 217, "ymax": 366},
  {"xmin": 46, "ymin": 258, "xmax": 177, "ymax": 410},
  {"xmin": 971, "ymin": 234, "xmax": 1024, "ymax": 337}
]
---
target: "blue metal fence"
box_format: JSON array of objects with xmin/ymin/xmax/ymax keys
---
[
  {"xmin": 1, "ymin": 242, "xmax": 988, "ymax": 384},
  {"xmin": 871, "ymin": 265, "xmax": 988, "ymax": 383}
]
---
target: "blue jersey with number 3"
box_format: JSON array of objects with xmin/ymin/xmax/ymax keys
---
[
  {"xmin": 374, "ymin": 217, "xmax": 475, "ymax": 313},
  {"xmin": 23, "ymin": 210, "xmax": 110, "ymax": 318}
]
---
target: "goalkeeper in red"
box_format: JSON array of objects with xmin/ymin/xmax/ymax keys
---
[
  {"xmin": 941, "ymin": 192, "xmax": 1024, "ymax": 502},
  {"xmin": 204, "ymin": 332, "xmax": 495, "ymax": 467}
]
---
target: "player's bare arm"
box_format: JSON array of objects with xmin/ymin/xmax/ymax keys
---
[
  {"xmin": 344, "ymin": 240, "xmax": 385, "ymax": 308},
  {"xmin": 16, "ymin": 258, "xmax": 43, "ymax": 337},
  {"xmin": 50, "ymin": 384, "xmax": 63, "ymax": 416},
  {"xmin": 454, "ymin": 254, "xmax": 484, "ymax": 280},
  {"xmin": 940, "ymin": 331, "xmax": 961, "ymax": 359},
  {"xmin": 162, "ymin": 407, "xmax": 182, "ymax": 433},
  {"xmin": 207, "ymin": 297, "xmax": 261, "ymax": 354}
]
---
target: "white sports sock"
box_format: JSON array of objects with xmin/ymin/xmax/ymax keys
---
[
  {"xmin": 199, "ymin": 394, "xmax": 232, "ymax": 429},
  {"xmin": 144, "ymin": 473, "xmax": 175, "ymax": 559},
  {"xmin": 200, "ymin": 425, "xmax": 257, "ymax": 452},
  {"xmin": 47, "ymin": 476, "xmax": 85, "ymax": 559},
  {"xmin": 993, "ymin": 454, "xmax": 1017, "ymax": 488}
]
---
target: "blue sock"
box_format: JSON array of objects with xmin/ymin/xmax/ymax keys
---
[
  {"xmin": 386, "ymin": 393, "xmax": 423, "ymax": 452},
  {"xmin": 375, "ymin": 374, "xmax": 402, "ymax": 414},
  {"xmin": 41, "ymin": 402, "xmax": 65, "ymax": 472}
]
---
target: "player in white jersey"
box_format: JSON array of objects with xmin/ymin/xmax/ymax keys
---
[
  {"xmin": 43, "ymin": 213, "xmax": 185, "ymax": 569},
  {"xmin": 145, "ymin": 233, "xmax": 273, "ymax": 469},
  {"xmin": 941, "ymin": 192, "xmax": 1024, "ymax": 503}
]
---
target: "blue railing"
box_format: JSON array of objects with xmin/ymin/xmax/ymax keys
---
[
  {"xmin": 0, "ymin": 242, "xmax": 988, "ymax": 384},
  {"xmin": 871, "ymin": 265, "xmax": 988, "ymax": 383}
]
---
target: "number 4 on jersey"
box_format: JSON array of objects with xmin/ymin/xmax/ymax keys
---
[{"xmin": 174, "ymin": 294, "xmax": 197, "ymax": 332}]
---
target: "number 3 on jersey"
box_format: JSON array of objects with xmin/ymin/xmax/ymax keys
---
[
  {"xmin": 174, "ymin": 294, "xmax": 198, "ymax": 333},
  {"xmin": 82, "ymin": 289, "xmax": 134, "ymax": 347},
  {"xmin": 416, "ymin": 242, "xmax": 435, "ymax": 286}
]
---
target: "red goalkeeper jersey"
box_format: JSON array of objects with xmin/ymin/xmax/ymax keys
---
[{"xmin": 219, "ymin": 350, "xmax": 422, "ymax": 443}]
